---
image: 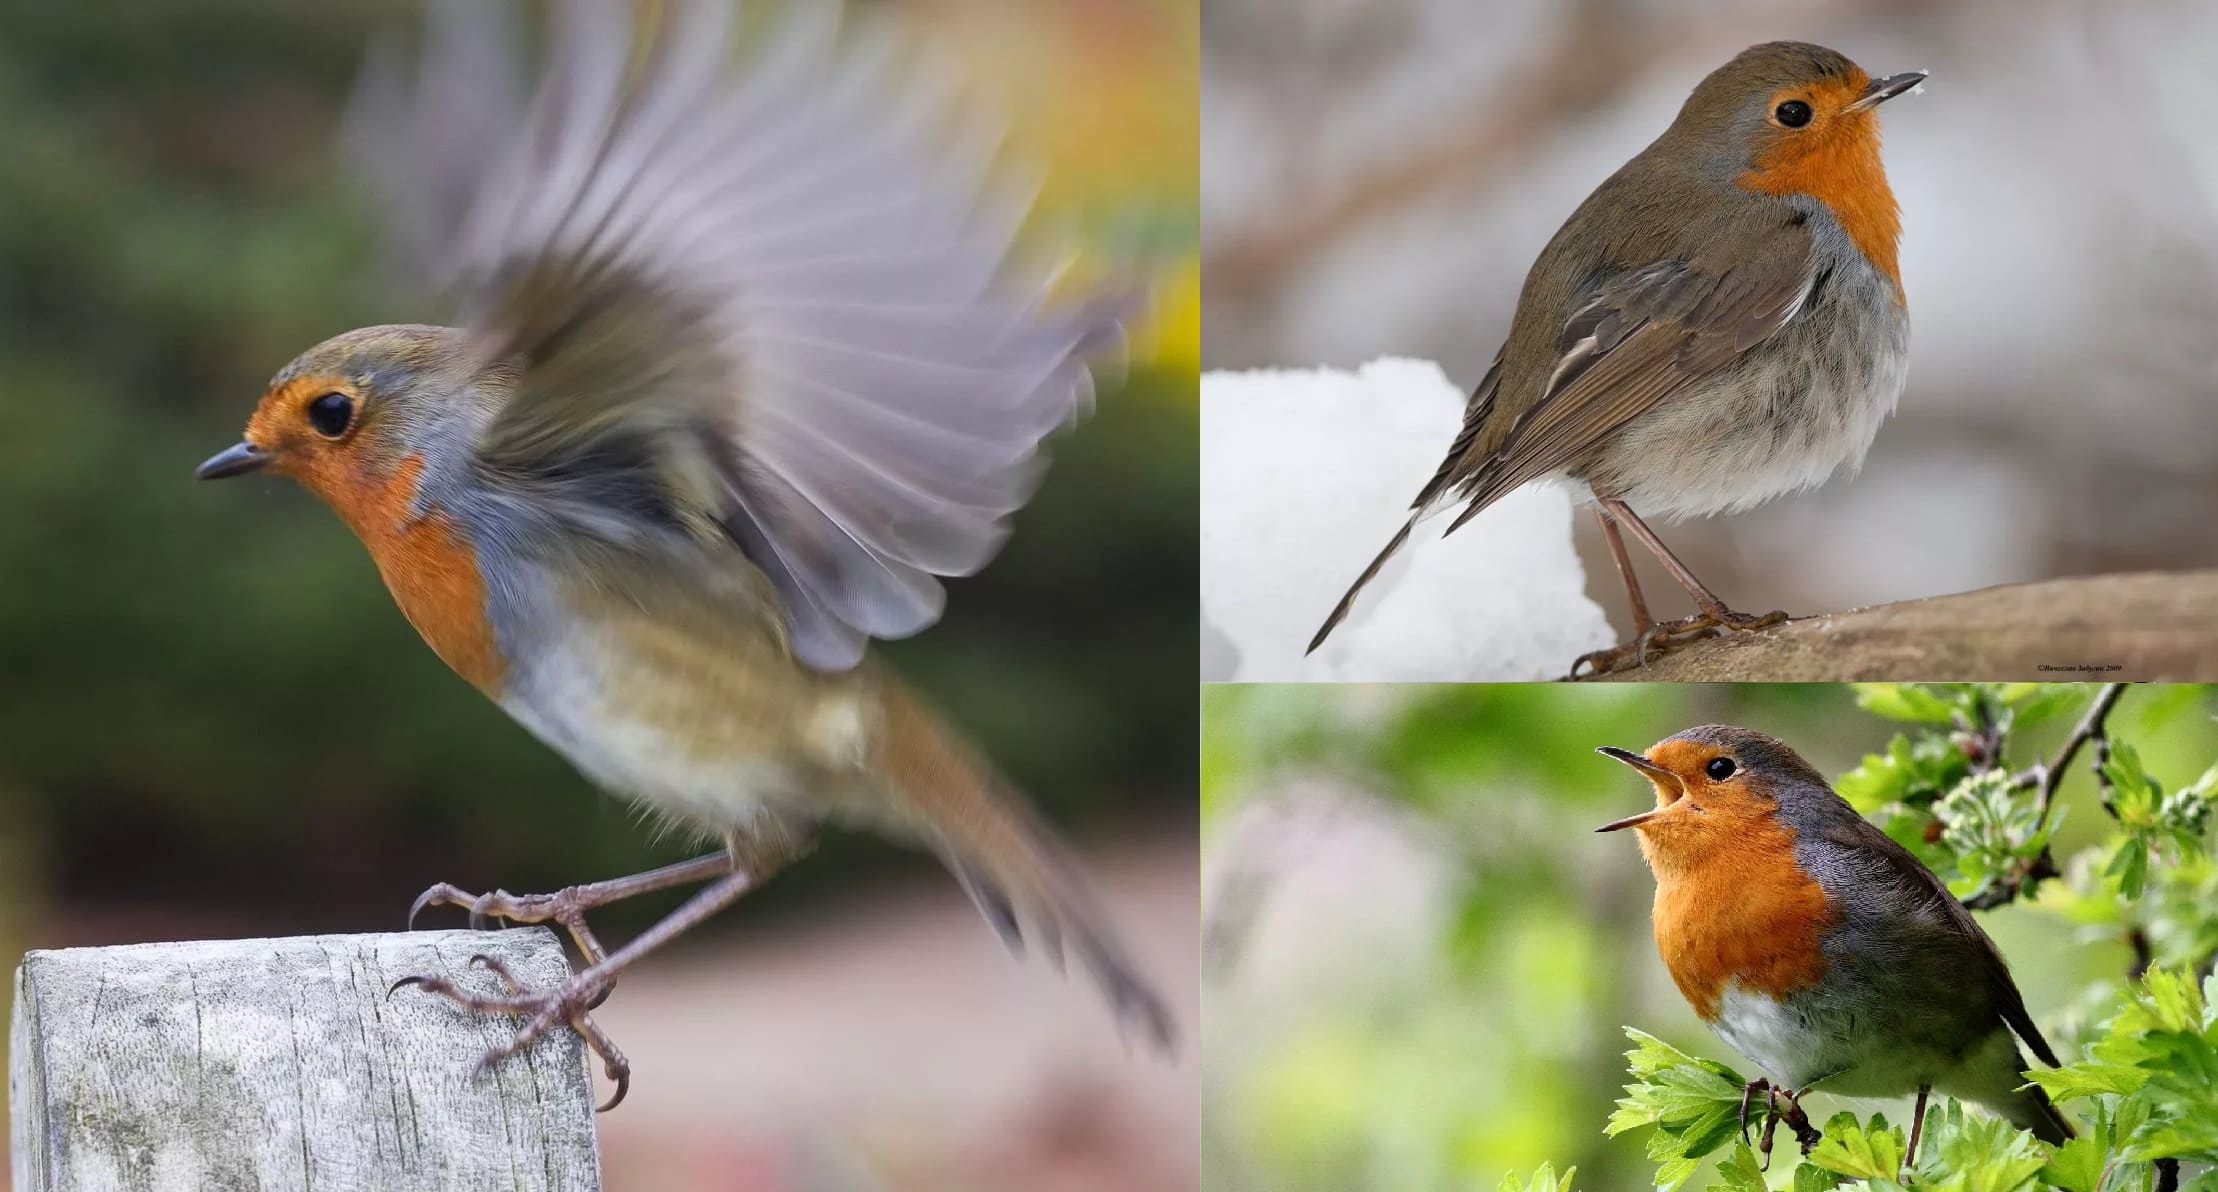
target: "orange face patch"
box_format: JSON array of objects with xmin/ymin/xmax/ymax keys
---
[
  {"xmin": 1619, "ymin": 740, "xmax": 1837, "ymax": 1020},
  {"xmin": 242, "ymin": 380, "xmax": 504, "ymax": 694},
  {"xmin": 1736, "ymin": 71, "xmax": 1904, "ymax": 300}
]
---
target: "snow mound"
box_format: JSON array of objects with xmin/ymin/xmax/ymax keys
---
[{"xmin": 1200, "ymin": 357, "xmax": 1613, "ymax": 681}]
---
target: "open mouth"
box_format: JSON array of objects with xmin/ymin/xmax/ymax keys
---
[{"xmin": 1594, "ymin": 746, "xmax": 1683, "ymax": 832}]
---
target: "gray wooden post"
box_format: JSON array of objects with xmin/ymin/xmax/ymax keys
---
[{"xmin": 10, "ymin": 929, "xmax": 600, "ymax": 1192}]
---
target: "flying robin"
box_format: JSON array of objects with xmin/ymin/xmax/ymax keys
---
[
  {"xmin": 1308, "ymin": 43, "xmax": 1925, "ymax": 677},
  {"xmin": 1596, "ymin": 725, "xmax": 2074, "ymax": 1168},
  {"xmin": 195, "ymin": 0, "xmax": 1173, "ymax": 1107}
]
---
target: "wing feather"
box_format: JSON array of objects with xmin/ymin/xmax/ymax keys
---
[
  {"xmin": 1442, "ymin": 219, "xmax": 1815, "ymax": 525},
  {"xmin": 349, "ymin": 0, "xmax": 1117, "ymax": 671}
]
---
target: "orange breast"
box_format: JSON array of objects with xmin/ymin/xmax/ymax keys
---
[
  {"xmin": 335, "ymin": 455, "xmax": 506, "ymax": 694},
  {"xmin": 1651, "ymin": 813, "xmax": 1836, "ymax": 1021},
  {"xmin": 1737, "ymin": 80, "xmax": 1904, "ymax": 301}
]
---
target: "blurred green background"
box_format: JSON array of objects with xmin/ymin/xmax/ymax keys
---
[
  {"xmin": 1199, "ymin": 683, "xmax": 2218, "ymax": 1192},
  {"xmin": 0, "ymin": 1, "xmax": 1196, "ymax": 1188}
]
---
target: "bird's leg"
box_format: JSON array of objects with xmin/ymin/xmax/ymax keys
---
[
  {"xmin": 1604, "ymin": 497, "xmax": 1788, "ymax": 637},
  {"xmin": 1737, "ymin": 1077, "xmax": 1772, "ymax": 1145},
  {"xmin": 1568, "ymin": 499, "xmax": 1787, "ymax": 677},
  {"xmin": 393, "ymin": 864, "xmax": 770, "ymax": 1111},
  {"xmin": 410, "ymin": 851, "xmax": 736, "ymax": 1006},
  {"xmin": 1782, "ymin": 1089, "xmax": 1823, "ymax": 1153},
  {"xmin": 1904, "ymin": 1085, "xmax": 1931, "ymax": 1176},
  {"xmin": 1757, "ymin": 1086, "xmax": 1784, "ymax": 1170},
  {"xmin": 1569, "ymin": 509, "xmax": 1668, "ymax": 678},
  {"xmin": 392, "ymin": 834, "xmax": 808, "ymax": 1111},
  {"xmin": 1597, "ymin": 507, "xmax": 1656, "ymax": 632}
]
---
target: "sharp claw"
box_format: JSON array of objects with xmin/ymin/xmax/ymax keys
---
[
  {"xmin": 407, "ymin": 886, "xmax": 446, "ymax": 931},
  {"xmin": 597, "ymin": 1067, "xmax": 630, "ymax": 1112},
  {"xmin": 469, "ymin": 892, "xmax": 499, "ymax": 932},
  {"xmin": 388, "ymin": 974, "xmax": 430, "ymax": 999}
]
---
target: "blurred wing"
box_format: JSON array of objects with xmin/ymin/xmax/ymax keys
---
[
  {"xmin": 350, "ymin": 0, "xmax": 1118, "ymax": 671},
  {"xmin": 1439, "ymin": 219, "xmax": 1814, "ymax": 528}
]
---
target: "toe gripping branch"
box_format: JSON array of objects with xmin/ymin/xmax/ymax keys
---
[{"xmin": 1739, "ymin": 1079, "xmax": 1822, "ymax": 1170}]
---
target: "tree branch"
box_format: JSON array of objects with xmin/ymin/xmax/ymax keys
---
[{"xmin": 1606, "ymin": 573, "xmax": 2218, "ymax": 682}]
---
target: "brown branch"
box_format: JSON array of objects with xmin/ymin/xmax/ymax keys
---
[
  {"xmin": 1609, "ymin": 573, "xmax": 2218, "ymax": 682},
  {"xmin": 2030, "ymin": 682, "xmax": 2130, "ymax": 833}
]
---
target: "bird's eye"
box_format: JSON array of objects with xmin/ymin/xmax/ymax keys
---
[
  {"xmin": 307, "ymin": 392, "xmax": 354, "ymax": 438},
  {"xmin": 1705, "ymin": 757, "xmax": 1737, "ymax": 780},
  {"xmin": 1774, "ymin": 100, "xmax": 1813, "ymax": 128}
]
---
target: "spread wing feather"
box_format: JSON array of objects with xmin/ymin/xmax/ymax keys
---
[{"xmin": 349, "ymin": 0, "xmax": 1119, "ymax": 670}]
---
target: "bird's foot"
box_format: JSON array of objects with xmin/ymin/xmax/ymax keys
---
[
  {"xmin": 1784, "ymin": 1097, "xmax": 1822, "ymax": 1153},
  {"xmin": 1738, "ymin": 1078, "xmax": 1772, "ymax": 1145},
  {"xmin": 410, "ymin": 879, "xmax": 621, "ymax": 1007},
  {"xmin": 389, "ymin": 953, "xmax": 632, "ymax": 1111},
  {"xmin": 1567, "ymin": 606, "xmax": 1790, "ymax": 679},
  {"xmin": 1747, "ymin": 1083, "xmax": 1822, "ymax": 1169}
]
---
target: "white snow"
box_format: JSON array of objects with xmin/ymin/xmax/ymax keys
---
[{"xmin": 1199, "ymin": 357, "xmax": 1613, "ymax": 681}]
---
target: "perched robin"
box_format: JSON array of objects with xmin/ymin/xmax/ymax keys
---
[
  {"xmin": 1596, "ymin": 726, "xmax": 2074, "ymax": 1168},
  {"xmin": 195, "ymin": 0, "xmax": 1173, "ymax": 1107},
  {"xmin": 1308, "ymin": 43, "xmax": 1925, "ymax": 677}
]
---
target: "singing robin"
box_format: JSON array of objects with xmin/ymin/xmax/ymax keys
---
[
  {"xmin": 1307, "ymin": 43, "xmax": 1925, "ymax": 677},
  {"xmin": 1596, "ymin": 725, "xmax": 2074, "ymax": 1167},
  {"xmin": 195, "ymin": 0, "xmax": 1173, "ymax": 1107}
]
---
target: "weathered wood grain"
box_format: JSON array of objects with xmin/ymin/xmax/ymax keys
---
[
  {"xmin": 1588, "ymin": 570, "xmax": 2218, "ymax": 681},
  {"xmin": 10, "ymin": 929, "xmax": 599, "ymax": 1192}
]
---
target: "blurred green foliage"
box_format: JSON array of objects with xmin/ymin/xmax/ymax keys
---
[
  {"xmin": 1200, "ymin": 683, "xmax": 2218, "ymax": 1192},
  {"xmin": 0, "ymin": 0, "xmax": 1195, "ymax": 937}
]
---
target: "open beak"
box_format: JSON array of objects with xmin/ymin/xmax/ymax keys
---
[
  {"xmin": 1594, "ymin": 746, "xmax": 1681, "ymax": 832},
  {"xmin": 196, "ymin": 441, "xmax": 270, "ymax": 480},
  {"xmin": 1843, "ymin": 70, "xmax": 1927, "ymax": 114}
]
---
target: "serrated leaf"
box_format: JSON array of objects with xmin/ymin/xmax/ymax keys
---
[
  {"xmin": 1706, "ymin": 1144, "xmax": 1768, "ymax": 1192},
  {"xmin": 1808, "ymin": 1111, "xmax": 1903, "ymax": 1180},
  {"xmin": 2036, "ymin": 1131, "xmax": 2105, "ymax": 1192}
]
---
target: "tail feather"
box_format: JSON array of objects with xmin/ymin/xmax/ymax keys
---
[
  {"xmin": 872, "ymin": 681, "xmax": 1178, "ymax": 1055},
  {"xmin": 1307, "ymin": 516, "xmax": 1416, "ymax": 655},
  {"xmin": 2008, "ymin": 1081, "xmax": 2076, "ymax": 1146}
]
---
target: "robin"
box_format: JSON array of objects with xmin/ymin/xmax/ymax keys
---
[
  {"xmin": 1307, "ymin": 43, "xmax": 1925, "ymax": 677},
  {"xmin": 195, "ymin": 0, "xmax": 1173, "ymax": 1108},
  {"xmin": 1596, "ymin": 726, "xmax": 2074, "ymax": 1169}
]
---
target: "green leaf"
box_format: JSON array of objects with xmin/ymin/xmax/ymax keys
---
[
  {"xmin": 2036, "ymin": 1130, "xmax": 2105, "ymax": 1192},
  {"xmin": 1807, "ymin": 1111, "xmax": 1903, "ymax": 1181},
  {"xmin": 1611, "ymin": 1029, "xmax": 1751, "ymax": 1190},
  {"xmin": 1499, "ymin": 1161, "xmax": 1577, "ymax": 1192},
  {"xmin": 1706, "ymin": 1144, "xmax": 1769, "ymax": 1192},
  {"xmin": 1853, "ymin": 684, "xmax": 1963, "ymax": 724},
  {"xmin": 1907, "ymin": 1099, "xmax": 2047, "ymax": 1191},
  {"xmin": 1791, "ymin": 1164, "xmax": 1841, "ymax": 1192}
]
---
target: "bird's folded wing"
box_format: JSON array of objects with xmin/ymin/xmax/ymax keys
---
[
  {"xmin": 1819, "ymin": 814, "xmax": 2064, "ymax": 1068},
  {"xmin": 348, "ymin": 0, "xmax": 1117, "ymax": 672},
  {"xmin": 1442, "ymin": 218, "xmax": 1815, "ymax": 526}
]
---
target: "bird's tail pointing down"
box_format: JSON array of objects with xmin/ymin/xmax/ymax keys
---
[
  {"xmin": 871, "ymin": 681, "xmax": 1177, "ymax": 1056},
  {"xmin": 1307, "ymin": 514, "xmax": 1417, "ymax": 654}
]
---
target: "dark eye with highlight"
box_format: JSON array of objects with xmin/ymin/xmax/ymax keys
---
[
  {"xmin": 307, "ymin": 392, "xmax": 354, "ymax": 438},
  {"xmin": 1705, "ymin": 757, "xmax": 1737, "ymax": 781},
  {"xmin": 1774, "ymin": 100, "xmax": 1813, "ymax": 128}
]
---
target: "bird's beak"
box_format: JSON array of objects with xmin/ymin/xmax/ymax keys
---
[
  {"xmin": 196, "ymin": 441, "xmax": 270, "ymax": 480},
  {"xmin": 1843, "ymin": 70, "xmax": 1927, "ymax": 114},
  {"xmin": 1594, "ymin": 746, "xmax": 1681, "ymax": 832}
]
